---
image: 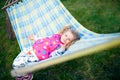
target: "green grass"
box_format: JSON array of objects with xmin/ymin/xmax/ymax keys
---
[{"xmin": 0, "ymin": 0, "xmax": 120, "ymax": 80}]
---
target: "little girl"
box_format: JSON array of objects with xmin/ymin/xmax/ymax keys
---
[{"xmin": 13, "ymin": 26, "xmax": 79, "ymax": 80}]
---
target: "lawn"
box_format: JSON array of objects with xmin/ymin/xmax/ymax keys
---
[{"xmin": 0, "ymin": 0, "xmax": 120, "ymax": 80}]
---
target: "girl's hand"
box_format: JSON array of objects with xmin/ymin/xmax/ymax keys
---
[
  {"xmin": 27, "ymin": 51, "xmax": 32, "ymax": 55},
  {"xmin": 28, "ymin": 35, "xmax": 35, "ymax": 40},
  {"xmin": 61, "ymin": 44, "xmax": 67, "ymax": 49}
]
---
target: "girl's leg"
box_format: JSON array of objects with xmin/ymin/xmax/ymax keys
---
[{"xmin": 12, "ymin": 47, "xmax": 39, "ymax": 79}]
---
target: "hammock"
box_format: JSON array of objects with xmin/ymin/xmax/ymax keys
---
[{"xmin": 6, "ymin": 0, "xmax": 120, "ymax": 77}]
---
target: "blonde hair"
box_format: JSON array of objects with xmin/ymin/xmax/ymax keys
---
[{"xmin": 59, "ymin": 26, "xmax": 79, "ymax": 49}]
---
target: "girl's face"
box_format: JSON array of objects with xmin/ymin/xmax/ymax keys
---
[{"xmin": 61, "ymin": 30, "xmax": 76, "ymax": 45}]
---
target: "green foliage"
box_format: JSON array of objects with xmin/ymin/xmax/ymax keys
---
[{"xmin": 0, "ymin": 0, "xmax": 120, "ymax": 80}]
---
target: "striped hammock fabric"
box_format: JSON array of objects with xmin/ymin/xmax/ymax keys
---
[
  {"xmin": 7, "ymin": 0, "xmax": 120, "ymax": 51},
  {"xmin": 6, "ymin": 0, "xmax": 120, "ymax": 76}
]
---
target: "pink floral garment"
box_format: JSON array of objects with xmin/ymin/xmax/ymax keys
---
[{"xmin": 32, "ymin": 34, "xmax": 63, "ymax": 60}]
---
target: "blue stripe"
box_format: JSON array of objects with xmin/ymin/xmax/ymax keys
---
[{"xmin": 6, "ymin": 0, "xmax": 120, "ymax": 51}]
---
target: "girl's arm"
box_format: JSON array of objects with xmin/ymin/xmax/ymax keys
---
[{"xmin": 50, "ymin": 45, "xmax": 66, "ymax": 57}]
